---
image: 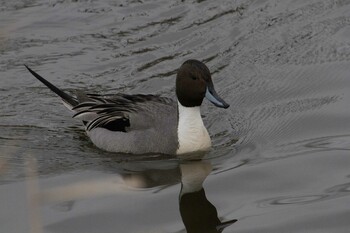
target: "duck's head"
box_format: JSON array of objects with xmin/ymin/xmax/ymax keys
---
[{"xmin": 176, "ymin": 60, "xmax": 230, "ymax": 109}]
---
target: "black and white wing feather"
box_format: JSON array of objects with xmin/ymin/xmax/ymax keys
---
[{"xmin": 73, "ymin": 93, "xmax": 176, "ymax": 132}]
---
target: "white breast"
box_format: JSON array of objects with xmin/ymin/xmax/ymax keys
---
[{"xmin": 176, "ymin": 102, "xmax": 211, "ymax": 155}]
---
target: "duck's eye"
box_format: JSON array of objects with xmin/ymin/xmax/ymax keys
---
[{"xmin": 191, "ymin": 75, "xmax": 197, "ymax": 80}]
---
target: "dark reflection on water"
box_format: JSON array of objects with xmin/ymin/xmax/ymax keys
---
[
  {"xmin": 105, "ymin": 156, "xmax": 239, "ymax": 233},
  {"xmin": 179, "ymin": 161, "xmax": 237, "ymax": 233},
  {"xmin": 41, "ymin": 156, "xmax": 237, "ymax": 233}
]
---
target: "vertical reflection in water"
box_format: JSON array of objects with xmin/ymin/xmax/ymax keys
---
[{"xmin": 179, "ymin": 161, "xmax": 237, "ymax": 233}]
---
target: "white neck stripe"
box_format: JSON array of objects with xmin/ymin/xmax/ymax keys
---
[{"xmin": 176, "ymin": 101, "xmax": 211, "ymax": 154}]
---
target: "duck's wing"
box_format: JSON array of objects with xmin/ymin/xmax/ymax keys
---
[{"xmin": 72, "ymin": 93, "xmax": 177, "ymax": 132}]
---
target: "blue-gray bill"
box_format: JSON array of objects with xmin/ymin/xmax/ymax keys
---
[{"xmin": 205, "ymin": 87, "xmax": 230, "ymax": 109}]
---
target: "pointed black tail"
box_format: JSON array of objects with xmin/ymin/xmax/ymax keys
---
[{"xmin": 25, "ymin": 65, "xmax": 79, "ymax": 107}]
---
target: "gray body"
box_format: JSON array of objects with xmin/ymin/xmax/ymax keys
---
[{"xmin": 84, "ymin": 95, "xmax": 179, "ymax": 154}]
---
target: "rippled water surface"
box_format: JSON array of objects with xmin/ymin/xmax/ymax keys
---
[{"xmin": 1, "ymin": 0, "xmax": 350, "ymax": 232}]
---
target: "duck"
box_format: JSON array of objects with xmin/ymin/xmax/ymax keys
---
[{"xmin": 25, "ymin": 59, "xmax": 229, "ymax": 155}]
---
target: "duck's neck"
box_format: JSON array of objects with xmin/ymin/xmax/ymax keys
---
[{"xmin": 176, "ymin": 101, "xmax": 211, "ymax": 155}]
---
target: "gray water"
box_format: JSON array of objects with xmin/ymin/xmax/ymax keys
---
[{"xmin": 1, "ymin": 0, "xmax": 350, "ymax": 232}]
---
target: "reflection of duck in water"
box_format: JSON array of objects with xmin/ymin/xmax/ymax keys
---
[
  {"xmin": 179, "ymin": 161, "xmax": 237, "ymax": 233},
  {"xmin": 117, "ymin": 158, "xmax": 237, "ymax": 232},
  {"xmin": 41, "ymin": 157, "xmax": 237, "ymax": 233}
]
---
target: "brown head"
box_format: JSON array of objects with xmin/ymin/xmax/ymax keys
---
[{"xmin": 176, "ymin": 60, "xmax": 229, "ymax": 108}]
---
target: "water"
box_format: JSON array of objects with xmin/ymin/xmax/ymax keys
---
[{"xmin": 1, "ymin": 0, "xmax": 350, "ymax": 232}]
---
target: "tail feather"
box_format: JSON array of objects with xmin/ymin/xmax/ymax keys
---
[{"xmin": 25, "ymin": 65, "xmax": 79, "ymax": 108}]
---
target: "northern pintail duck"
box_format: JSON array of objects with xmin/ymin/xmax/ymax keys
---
[{"xmin": 25, "ymin": 60, "xmax": 229, "ymax": 155}]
